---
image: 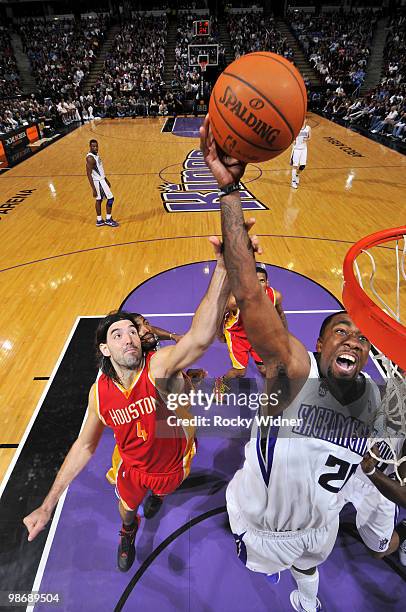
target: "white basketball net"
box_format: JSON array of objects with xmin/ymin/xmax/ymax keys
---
[
  {"xmin": 353, "ymin": 234, "xmax": 406, "ymax": 484},
  {"xmin": 368, "ymin": 354, "xmax": 406, "ymax": 485}
]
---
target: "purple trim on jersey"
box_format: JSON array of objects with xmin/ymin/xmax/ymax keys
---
[
  {"xmin": 256, "ymin": 423, "xmax": 279, "ymax": 487},
  {"xmin": 395, "ymin": 505, "xmax": 400, "ymax": 529}
]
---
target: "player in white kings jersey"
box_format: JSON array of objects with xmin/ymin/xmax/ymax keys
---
[
  {"xmin": 86, "ymin": 139, "xmax": 119, "ymax": 227},
  {"xmin": 291, "ymin": 121, "xmax": 311, "ymax": 189},
  {"xmin": 200, "ymin": 114, "xmax": 379, "ymax": 612}
]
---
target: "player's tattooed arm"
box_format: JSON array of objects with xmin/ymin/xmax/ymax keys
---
[{"xmin": 200, "ymin": 114, "xmax": 309, "ymax": 387}]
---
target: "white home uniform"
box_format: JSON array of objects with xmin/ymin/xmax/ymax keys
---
[
  {"xmin": 291, "ymin": 124, "xmax": 311, "ymax": 167},
  {"xmin": 86, "ymin": 152, "xmax": 113, "ymax": 200},
  {"xmin": 338, "ymin": 436, "xmax": 403, "ymax": 553},
  {"xmin": 226, "ymin": 352, "xmax": 380, "ymax": 574}
]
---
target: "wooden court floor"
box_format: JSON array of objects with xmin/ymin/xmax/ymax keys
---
[{"xmin": 1, "ymin": 113, "xmax": 405, "ymax": 483}]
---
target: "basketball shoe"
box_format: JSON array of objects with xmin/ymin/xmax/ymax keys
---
[
  {"xmin": 105, "ymin": 218, "xmax": 119, "ymax": 227},
  {"xmin": 291, "ymin": 181, "xmax": 298, "ymax": 189},
  {"xmin": 290, "ymin": 590, "xmax": 322, "ymax": 612},
  {"xmin": 117, "ymin": 515, "xmax": 140, "ymax": 572},
  {"xmin": 96, "ymin": 219, "xmax": 105, "ymax": 227},
  {"xmin": 143, "ymin": 494, "xmax": 163, "ymax": 519}
]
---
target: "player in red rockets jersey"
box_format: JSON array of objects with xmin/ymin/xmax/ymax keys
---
[
  {"xmin": 23, "ymin": 237, "xmax": 233, "ymax": 572},
  {"xmin": 214, "ymin": 266, "xmax": 287, "ymax": 399}
]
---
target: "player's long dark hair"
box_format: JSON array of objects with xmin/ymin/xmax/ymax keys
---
[{"xmin": 95, "ymin": 310, "xmax": 140, "ymax": 385}]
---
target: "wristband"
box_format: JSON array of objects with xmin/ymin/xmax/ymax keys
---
[
  {"xmin": 218, "ymin": 182, "xmax": 240, "ymax": 199},
  {"xmin": 169, "ymin": 333, "xmax": 173, "ymax": 340},
  {"xmin": 365, "ymin": 466, "xmax": 376, "ymax": 476}
]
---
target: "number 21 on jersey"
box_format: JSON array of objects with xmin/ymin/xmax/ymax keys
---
[{"xmin": 318, "ymin": 455, "xmax": 358, "ymax": 493}]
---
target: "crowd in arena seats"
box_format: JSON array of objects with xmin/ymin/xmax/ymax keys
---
[
  {"xmin": 1, "ymin": 7, "xmax": 404, "ymax": 147},
  {"xmin": 18, "ymin": 15, "xmax": 109, "ymax": 99},
  {"xmin": 0, "ymin": 27, "xmax": 21, "ymax": 98},
  {"xmin": 289, "ymin": 9, "xmax": 377, "ymax": 91},
  {"xmin": 0, "ymin": 96, "xmax": 61, "ymax": 134},
  {"xmin": 75, "ymin": 89, "xmax": 183, "ymax": 119},
  {"xmin": 319, "ymin": 11, "xmax": 406, "ymax": 143},
  {"xmin": 92, "ymin": 14, "xmax": 167, "ymax": 114},
  {"xmin": 227, "ymin": 12, "xmax": 294, "ymax": 61}
]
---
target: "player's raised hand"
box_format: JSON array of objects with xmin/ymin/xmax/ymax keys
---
[
  {"xmin": 209, "ymin": 218, "xmax": 262, "ymax": 260},
  {"xmin": 245, "ymin": 217, "xmax": 263, "ymax": 255},
  {"xmin": 23, "ymin": 507, "xmax": 52, "ymax": 541},
  {"xmin": 361, "ymin": 444, "xmax": 380, "ymax": 475},
  {"xmin": 200, "ymin": 114, "xmax": 246, "ymax": 188}
]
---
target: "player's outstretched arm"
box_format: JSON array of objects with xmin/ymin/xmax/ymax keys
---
[
  {"xmin": 361, "ymin": 441, "xmax": 406, "ymax": 508},
  {"xmin": 23, "ymin": 385, "xmax": 105, "ymax": 541},
  {"xmin": 200, "ymin": 115, "xmax": 309, "ymax": 381},
  {"xmin": 151, "ymin": 239, "xmax": 230, "ymax": 379},
  {"xmin": 150, "ymin": 324, "xmax": 183, "ymax": 343}
]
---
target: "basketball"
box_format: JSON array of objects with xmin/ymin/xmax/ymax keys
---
[{"xmin": 208, "ymin": 52, "xmax": 307, "ymax": 163}]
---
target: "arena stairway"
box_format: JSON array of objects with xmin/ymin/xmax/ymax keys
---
[
  {"xmin": 276, "ymin": 19, "xmax": 321, "ymax": 87},
  {"xmin": 163, "ymin": 15, "xmax": 178, "ymax": 92},
  {"xmin": 360, "ymin": 17, "xmax": 389, "ymax": 95},
  {"xmin": 10, "ymin": 32, "xmax": 37, "ymax": 95},
  {"xmin": 82, "ymin": 24, "xmax": 121, "ymax": 93},
  {"xmin": 217, "ymin": 17, "xmax": 234, "ymax": 66}
]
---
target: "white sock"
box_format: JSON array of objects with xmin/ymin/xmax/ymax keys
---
[
  {"xmin": 106, "ymin": 213, "xmax": 112, "ymax": 220},
  {"xmin": 292, "ymin": 168, "xmax": 297, "ymax": 183},
  {"xmin": 97, "ymin": 215, "xmax": 102, "ymax": 222},
  {"xmin": 290, "ymin": 567, "xmax": 319, "ymax": 612}
]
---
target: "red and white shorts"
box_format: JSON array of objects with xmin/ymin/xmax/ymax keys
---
[
  {"xmin": 116, "ymin": 464, "xmax": 185, "ymax": 511},
  {"xmin": 106, "ymin": 442, "xmax": 196, "ymax": 511},
  {"xmin": 225, "ymin": 332, "xmax": 262, "ymax": 369}
]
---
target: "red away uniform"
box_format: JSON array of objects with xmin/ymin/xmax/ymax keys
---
[
  {"xmin": 223, "ymin": 287, "xmax": 276, "ymax": 368},
  {"xmin": 97, "ymin": 352, "xmax": 196, "ymax": 510}
]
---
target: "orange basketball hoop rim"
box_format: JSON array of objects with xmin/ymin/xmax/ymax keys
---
[{"xmin": 342, "ymin": 226, "xmax": 406, "ymax": 370}]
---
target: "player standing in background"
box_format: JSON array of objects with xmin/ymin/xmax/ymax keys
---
[
  {"xmin": 23, "ymin": 239, "xmax": 231, "ymax": 572},
  {"xmin": 201, "ymin": 116, "xmax": 381, "ymax": 612},
  {"xmin": 86, "ymin": 139, "xmax": 119, "ymax": 227},
  {"xmin": 290, "ymin": 120, "xmax": 311, "ymax": 189}
]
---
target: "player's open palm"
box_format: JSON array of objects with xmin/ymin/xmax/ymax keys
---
[
  {"xmin": 23, "ymin": 507, "xmax": 52, "ymax": 541},
  {"xmin": 200, "ymin": 115, "xmax": 246, "ymax": 187}
]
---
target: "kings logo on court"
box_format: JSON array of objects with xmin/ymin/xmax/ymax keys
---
[{"xmin": 160, "ymin": 149, "xmax": 268, "ymax": 213}]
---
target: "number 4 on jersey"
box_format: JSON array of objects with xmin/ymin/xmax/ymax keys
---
[{"xmin": 136, "ymin": 422, "xmax": 148, "ymax": 442}]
